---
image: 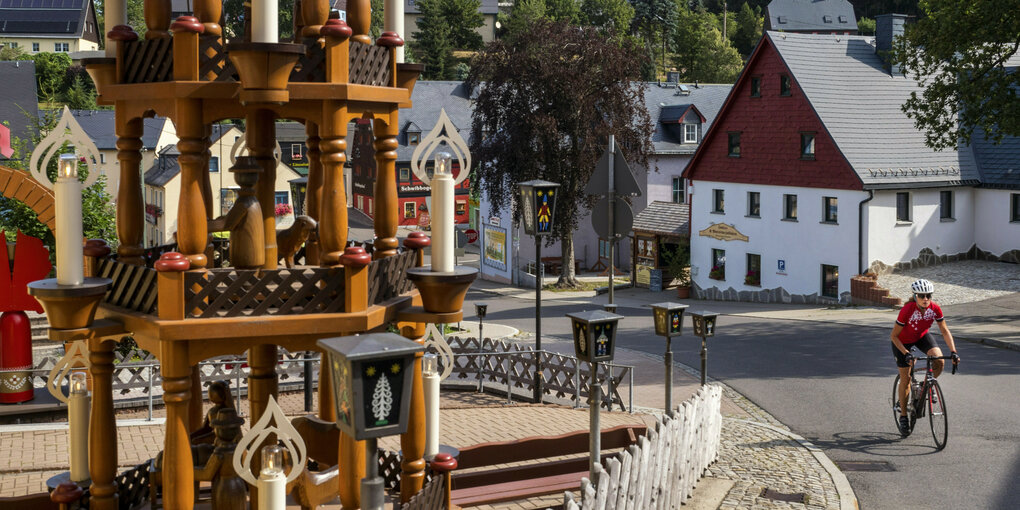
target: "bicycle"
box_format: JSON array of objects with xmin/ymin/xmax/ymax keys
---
[{"xmin": 891, "ymin": 354, "xmax": 957, "ymax": 450}]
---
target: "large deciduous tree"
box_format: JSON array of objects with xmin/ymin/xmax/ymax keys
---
[
  {"xmin": 672, "ymin": 7, "xmax": 743, "ymax": 83},
  {"xmin": 467, "ymin": 21, "xmax": 654, "ymax": 287},
  {"xmin": 893, "ymin": 0, "xmax": 1020, "ymax": 150}
]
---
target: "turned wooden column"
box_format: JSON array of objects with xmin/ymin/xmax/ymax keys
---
[
  {"xmin": 300, "ymin": 0, "xmax": 329, "ymax": 39},
  {"xmin": 347, "ymin": 0, "xmax": 371, "ymax": 44},
  {"xmin": 317, "ymin": 351, "xmax": 335, "ymax": 422},
  {"xmin": 337, "ymin": 245, "xmax": 371, "ymax": 509},
  {"xmin": 195, "ymin": 0, "xmax": 223, "ymax": 82},
  {"xmin": 174, "ymin": 99, "xmax": 209, "ymax": 269},
  {"xmin": 144, "ymin": 0, "xmax": 173, "ymax": 39},
  {"xmin": 87, "ymin": 339, "xmax": 118, "ymax": 510},
  {"xmin": 248, "ymin": 344, "xmax": 279, "ymax": 510},
  {"xmin": 201, "ymin": 126, "xmax": 215, "ymax": 263},
  {"xmin": 189, "ymin": 365, "xmax": 204, "ymax": 432},
  {"xmin": 115, "ymin": 111, "xmax": 145, "ymax": 265},
  {"xmin": 160, "ymin": 341, "xmax": 195, "ymax": 509},
  {"xmin": 318, "ymin": 103, "xmax": 348, "ymax": 266},
  {"xmin": 399, "ymin": 324, "xmax": 427, "ymax": 502},
  {"xmin": 373, "ymin": 114, "xmax": 399, "ymax": 259},
  {"xmin": 247, "ymin": 109, "xmax": 278, "ymax": 269},
  {"xmin": 304, "ymin": 122, "xmax": 322, "ymax": 265}
]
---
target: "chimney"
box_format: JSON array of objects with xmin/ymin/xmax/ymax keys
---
[{"xmin": 875, "ymin": 14, "xmax": 909, "ymax": 75}]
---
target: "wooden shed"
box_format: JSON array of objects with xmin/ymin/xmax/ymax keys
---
[{"xmin": 631, "ymin": 201, "xmax": 690, "ymax": 289}]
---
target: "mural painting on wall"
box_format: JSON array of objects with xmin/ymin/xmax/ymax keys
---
[
  {"xmin": 1, "ymin": 231, "xmax": 52, "ymax": 403},
  {"xmin": 483, "ymin": 224, "xmax": 507, "ymax": 271}
]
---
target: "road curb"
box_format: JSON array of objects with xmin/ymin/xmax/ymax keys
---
[
  {"xmin": 957, "ymin": 335, "xmax": 1020, "ymax": 352},
  {"xmin": 729, "ymin": 418, "xmax": 859, "ymax": 510}
]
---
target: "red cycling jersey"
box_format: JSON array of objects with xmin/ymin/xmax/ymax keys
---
[{"xmin": 895, "ymin": 301, "xmax": 944, "ymax": 344}]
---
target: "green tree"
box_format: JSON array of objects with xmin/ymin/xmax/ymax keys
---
[
  {"xmin": 672, "ymin": 7, "xmax": 742, "ymax": 83},
  {"xmin": 630, "ymin": 0, "xmax": 676, "ymax": 78},
  {"xmin": 411, "ymin": 0, "xmax": 456, "ymax": 79},
  {"xmin": 31, "ymin": 52, "xmax": 73, "ymax": 104},
  {"xmin": 544, "ymin": 0, "xmax": 580, "ymax": 24},
  {"xmin": 439, "ymin": 0, "xmax": 484, "ymax": 50},
  {"xmin": 504, "ymin": 0, "xmax": 548, "ymax": 40},
  {"xmin": 64, "ymin": 76, "xmax": 99, "ymax": 110},
  {"xmin": 731, "ymin": 2, "xmax": 762, "ymax": 57},
  {"xmin": 857, "ymin": 16, "xmax": 876, "ymax": 36},
  {"xmin": 467, "ymin": 21, "xmax": 654, "ymax": 287},
  {"xmin": 0, "ymin": 45, "xmax": 30, "ymax": 61},
  {"xmin": 579, "ymin": 0, "xmax": 634, "ymax": 35},
  {"xmin": 371, "ymin": 0, "xmax": 384, "ymax": 39},
  {"xmin": 893, "ymin": 0, "xmax": 1020, "ymax": 150}
]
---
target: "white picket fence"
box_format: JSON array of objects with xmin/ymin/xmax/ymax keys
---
[{"xmin": 564, "ymin": 384, "xmax": 723, "ymax": 510}]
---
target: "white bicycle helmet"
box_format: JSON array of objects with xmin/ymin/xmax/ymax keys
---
[{"xmin": 911, "ymin": 279, "xmax": 934, "ymax": 294}]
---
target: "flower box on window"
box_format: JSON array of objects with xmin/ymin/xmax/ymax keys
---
[
  {"xmin": 744, "ymin": 270, "xmax": 760, "ymax": 286},
  {"xmin": 709, "ymin": 265, "xmax": 725, "ymax": 280},
  {"xmin": 274, "ymin": 203, "xmax": 293, "ymax": 217}
]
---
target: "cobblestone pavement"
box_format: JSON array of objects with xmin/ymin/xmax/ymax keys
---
[{"xmin": 877, "ymin": 260, "xmax": 1020, "ymax": 305}]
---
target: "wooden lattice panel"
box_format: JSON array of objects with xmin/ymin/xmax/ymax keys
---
[
  {"xmin": 401, "ymin": 473, "xmax": 446, "ymax": 510},
  {"xmin": 366, "ymin": 250, "xmax": 417, "ymax": 305},
  {"xmin": 95, "ymin": 257, "xmax": 159, "ymax": 314},
  {"xmin": 121, "ymin": 38, "xmax": 174, "ymax": 83},
  {"xmin": 199, "ymin": 35, "xmax": 238, "ymax": 82},
  {"xmin": 291, "ymin": 37, "xmax": 326, "ymax": 82},
  {"xmin": 349, "ymin": 41, "xmax": 391, "ymax": 86},
  {"xmin": 141, "ymin": 242, "xmax": 178, "ymax": 268},
  {"xmin": 183, "ymin": 267, "xmax": 346, "ymax": 318}
]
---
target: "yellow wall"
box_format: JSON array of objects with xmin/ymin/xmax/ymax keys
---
[{"xmin": 0, "ymin": 37, "xmax": 98, "ymax": 53}]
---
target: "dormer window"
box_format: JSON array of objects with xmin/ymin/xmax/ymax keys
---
[
  {"xmin": 683, "ymin": 123, "xmax": 698, "ymax": 143},
  {"xmin": 408, "ymin": 131, "xmax": 421, "ymax": 145},
  {"xmin": 823, "ymin": 15, "xmax": 832, "ymax": 23},
  {"xmin": 291, "ymin": 144, "xmax": 302, "ymax": 159}
]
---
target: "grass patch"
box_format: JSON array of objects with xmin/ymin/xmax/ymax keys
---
[{"xmin": 543, "ymin": 278, "xmax": 631, "ymax": 292}]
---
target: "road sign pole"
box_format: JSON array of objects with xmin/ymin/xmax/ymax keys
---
[{"xmin": 608, "ymin": 135, "xmax": 615, "ymax": 305}]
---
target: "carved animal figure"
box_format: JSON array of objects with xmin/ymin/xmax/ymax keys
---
[{"xmin": 277, "ymin": 215, "xmax": 317, "ymax": 268}]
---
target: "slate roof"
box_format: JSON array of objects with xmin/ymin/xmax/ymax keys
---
[
  {"xmin": 0, "ymin": 0, "xmax": 99, "ymax": 41},
  {"xmin": 644, "ymin": 83, "xmax": 731, "ymax": 155},
  {"xmin": 765, "ymin": 0, "xmax": 857, "ymax": 33},
  {"xmin": 143, "ymin": 145, "xmax": 180, "ymax": 187},
  {"xmin": 632, "ymin": 201, "xmax": 690, "ymax": 237},
  {"xmin": 71, "ymin": 110, "xmax": 173, "ymax": 150},
  {"xmin": 767, "ymin": 31, "xmax": 979, "ymax": 189},
  {"xmin": 396, "ymin": 80, "xmax": 474, "ymax": 161},
  {"xmin": 0, "ymin": 60, "xmax": 39, "ymax": 160}
]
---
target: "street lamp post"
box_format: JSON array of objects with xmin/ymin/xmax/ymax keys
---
[
  {"xmin": 651, "ymin": 302, "xmax": 688, "ymax": 415},
  {"xmin": 567, "ymin": 309, "xmax": 622, "ymax": 483},
  {"xmin": 688, "ymin": 311, "xmax": 719, "ymax": 386},
  {"xmin": 475, "ymin": 303, "xmax": 488, "ymax": 392},
  {"xmin": 519, "ymin": 180, "xmax": 560, "ymax": 404}
]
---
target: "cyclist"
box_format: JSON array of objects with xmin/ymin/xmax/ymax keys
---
[{"xmin": 890, "ymin": 279, "xmax": 960, "ymax": 435}]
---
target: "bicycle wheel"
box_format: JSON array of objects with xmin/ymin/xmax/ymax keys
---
[
  {"xmin": 891, "ymin": 375, "xmax": 914, "ymax": 432},
  {"xmin": 928, "ymin": 379, "xmax": 948, "ymax": 450}
]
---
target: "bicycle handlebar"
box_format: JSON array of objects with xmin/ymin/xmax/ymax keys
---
[{"xmin": 909, "ymin": 354, "xmax": 958, "ymax": 374}]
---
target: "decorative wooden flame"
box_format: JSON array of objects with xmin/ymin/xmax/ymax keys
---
[
  {"xmin": 410, "ymin": 109, "xmax": 471, "ymax": 187},
  {"xmin": 28, "ymin": 106, "xmax": 103, "ymax": 190},
  {"xmin": 424, "ymin": 323, "xmax": 454, "ymax": 381},
  {"xmin": 232, "ymin": 395, "xmax": 307, "ymax": 485},
  {"xmin": 229, "ymin": 134, "xmax": 283, "ymax": 166},
  {"xmin": 46, "ymin": 340, "xmax": 91, "ymax": 403}
]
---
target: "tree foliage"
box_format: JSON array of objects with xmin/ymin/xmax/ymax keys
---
[
  {"xmin": 467, "ymin": 21, "xmax": 654, "ymax": 286},
  {"xmin": 410, "ymin": 0, "xmax": 483, "ymax": 79},
  {"xmin": 0, "ymin": 45, "xmax": 30, "ymax": 61},
  {"xmin": 672, "ymin": 7, "xmax": 743, "ymax": 83},
  {"xmin": 731, "ymin": 2, "xmax": 762, "ymax": 56},
  {"xmin": 857, "ymin": 16, "xmax": 876, "ymax": 36},
  {"xmin": 32, "ymin": 52, "xmax": 73, "ymax": 104},
  {"xmin": 579, "ymin": 0, "xmax": 635, "ymax": 35},
  {"xmin": 893, "ymin": 0, "xmax": 1020, "ymax": 149}
]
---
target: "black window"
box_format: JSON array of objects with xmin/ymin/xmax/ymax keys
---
[
  {"xmin": 822, "ymin": 264, "xmax": 839, "ymax": 298},
  {"xmin": 780, "ymin": 75, "xmax": 791, "ymax": 96},
  {"xmin": 408, "ymin": 132, "xmax": 421, "ymax": 145},
  {"xmin": 672, "ymin": 177, "xmax": 685, "ymax": 204},
  {"xmin": 32, "ymin": 42, "xmax": 39, "ymax": 52},
  {"xmin": 750, "ymin": 76, "xmax": 761, "ymax": 97},
  {"xmin": 711, "ymin": 249, "xmax": 726, "ymax": 280},
  {"xmin": 896, "ymin": 192, "xmax": 911, "ymax": 222},
  {"xmin": 209, "ymin": 156, "xmax": 219, "ymax": 173},
  {"xmin": 747, "ymin": 191, "xmax": 760, "ymax": 217},
  {"xmin": 713, "ymin": 189, "xmax": 724, "ymax": 213},
  {"xmin": 801, "ymin": 132, "xmax": 815, "ymax": 159},
  {"xmin": 940, "ymin": 190, "xmax": 954, "ymax": 220},
  {"xmin": 1012, "ymin": 194, "xmax": 1020, "ymax": 222},
  {"xmin": 783, "ymin": 194, "xmax": 797, "ymax": 220},
  {"xmin": 746, "ymin": 253, "xmax": 761, "ymax": 286},
  {"xmin": 823, "ymin": 196, "xmax": 837, "ymax": 223},
  {"xmin": 728, "ymin": 132, "xmax": 741, "ymax": 157}
]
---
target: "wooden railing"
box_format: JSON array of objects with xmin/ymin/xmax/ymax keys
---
[
  {"xmin": 348, "ymin": 41, "xmax": 391, "ymax": 86},
  {"xmin": 183, "ymin": 267, "xmax": 346, "ymax": 318},
  {"xmin": 120, "ymin": 38, "xmax": 174, "ymax": 83},
  {"xmin": 95, "ymin": 257, "xmax": 159, "ymax": 314},
  {"xmin": 367, "ymin": 249, "xmax": 417, "ymax": 305}
]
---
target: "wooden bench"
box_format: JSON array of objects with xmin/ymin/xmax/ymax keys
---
[{"xmin": 449, "ymin": 424, "xmax": 646, "ymax": 507}]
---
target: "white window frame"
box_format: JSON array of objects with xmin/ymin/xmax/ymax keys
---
[{"xmin": 683, "ymin": 124, "xmax": 698, "ymax": 144}]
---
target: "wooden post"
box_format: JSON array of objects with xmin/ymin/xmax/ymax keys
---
[
  {"xmin": 144, "ymin": 0, "xmax": 173, "ymax": 39},
  {"xmin": 318, "ymin": 102, "xmax": 348, "ymax": 266},
  {"xmin": 170, "ymin": 17, "xmax": 203, "ymax": 81},
  {"xmin": 160, "ymin": 341, "xmax": 194, "ymax": 509},
  {"xmin": 341, "ymin": 246, "xmax": 370, "ymax": 312},
  {"xmin": 398, "ymin": 322, "xmax": 427, "ymax": 502},
  {"xmin": 189, "ymin": 365, "xmax": 204, "ymax": 432},
  {"xmin": 246, "ymin": 343, "xmax": 279, "ymax": 509},
  {"xmin": 322, "ymin": 19, "xmax": 351, "ymax": 84},
  {"xmin": 317, "ymin": 352, "xmax": 336, "ymax": 422},
  {"xmin": 429, "ymin": 453, "xmax": 457, "ymax": 509},
  {"xmin": 195, "ymin": 0, "xmax": 223, "ymax": 79},
  {"xmin": 347, "ymin": 0, "xmax": 371, "ymax": 44},
  {"xmin": 114, "ymin": 112, "xmax": 145, "ymax": 265},
  {"xmin": 87, "ymin": 338, "xmax": 118, "ymax": 510},
  {"xmin": 300, "ymin": 0, "xmax": 329, "ymax": 39},
  {"xmin": 304, "ymin": 122, "xmax": 322, "ymax": 265},
  {"xmin": 248, "ymin": 109, "xmax": 279, "ymax": 269},
  {"xmin": 175, "ymin": 99, "xmax": 209, "ymax": 269},
  {"xmin": 372, "ymin": 113, "xmax": 399, "ymax": 259},
  {"xmin": 155, "ymin": 252, "xmax": 189, "ymax": 319},
  {"xmin": 376, "ymin": 32, "xmax": 403, "ymax": 88}
]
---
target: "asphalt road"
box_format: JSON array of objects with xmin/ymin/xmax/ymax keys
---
[{"xmin": 462, "ymin": 289, "xmax": 1020, "ymax": 510}]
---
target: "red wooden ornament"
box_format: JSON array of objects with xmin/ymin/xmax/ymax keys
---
[{"xmin": 155, "ymin": 252, "xmax": 191, "ymax": 272}]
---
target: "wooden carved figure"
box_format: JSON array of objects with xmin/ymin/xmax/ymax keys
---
[
  {"xmin": 194, "ymin": 407, "xmax": 248, "ymax": 510},
  {"xmin": 191, "ymin": 381, "xmax": 235, "ymax": 444},
  {"xmin": 277, "ymin": 215, "xmax": 317, "ymax": 268},
  {"xmin": 208, "ymin": 157, "xmax": 265, "ymax": 269}
]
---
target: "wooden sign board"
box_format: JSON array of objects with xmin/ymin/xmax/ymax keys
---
[{"xmin": 698, "ymin": 223, "xmax": 749, "ymax": 242}]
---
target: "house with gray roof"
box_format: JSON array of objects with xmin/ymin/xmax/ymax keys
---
[
  {"xmin": 765, "ymin": 0, "xmax": 857, "ymax": 34},
  {"xmin": 682, "ymin": 15, "xmax": 1019, "ymax": 304},
  {"xmin": 0, "ymin": 0, "xmax": 100, "ymax": 54}
]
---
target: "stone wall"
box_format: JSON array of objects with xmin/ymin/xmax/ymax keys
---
[
  {"xmin": 692, "ymin": 282, "xmax": 851, "ymax": 305},
  {"xmin": 868, "ymin": 245, "xmax": 1020, "ymax": 275}
]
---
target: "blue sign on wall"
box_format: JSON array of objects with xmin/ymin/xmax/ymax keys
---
[{"xmin": 778, "ymin": 260, "xmax": 786, "ymax": 273}]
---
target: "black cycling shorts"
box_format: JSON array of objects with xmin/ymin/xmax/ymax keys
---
[{"xmin": 892, "ymin": 332, "xmax": 939, "ymax": 367}]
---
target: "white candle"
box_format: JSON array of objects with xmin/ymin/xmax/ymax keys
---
[
  {"xmin": 422, "ymin": 353, "xmax": 439, "ymax": 459},
  {"xmin": 257, "ymin": 445, "xmax": 286, "ymax": 510},
  {"xmin": 55, "ymin": 153, "xmax": 84, "ymax": 286},
  {"xmin": 384, "ymin": 0, "xmax": 404, "ymax": 63},
  {"xmin": 430, "ymin": 152, "xmax": 454, "ymax": 273},
  {"xmin": 252, "ymin": 0, "xmax": 279, "ymax": 43},
  {"xmin": 69, "ymin": 371, "xmax": 90, "ymax": 482}
]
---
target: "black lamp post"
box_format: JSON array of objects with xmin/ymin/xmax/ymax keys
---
[
  {"xmin": 317, "ymin": 333, "xmax": 424, "ymax": 510},
  {"xmin": 289, "ymin": 177, "xmax": 308, "ymax": 216},
  {"xmin": 567, "ymin": 309, "xmax": 622, "ymax": 482},
  {"xmin": 688, "ymin": 311, "xmax": 719, "ymax": 386},
  {"xmin": 651, "ymin": 302, "xmax": 688, "ymax": 415},
  {"xmin": 475, "ymin": 302, "xmax": 488, "ymax": 392},
  {"xmin": 519, "ymin": 179, "xmax": 560, "ymax": 404}
]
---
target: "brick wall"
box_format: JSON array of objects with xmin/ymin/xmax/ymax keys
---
[{"xmin": 851, "ymin": 273, "xmax": 902, "ymax": 307}]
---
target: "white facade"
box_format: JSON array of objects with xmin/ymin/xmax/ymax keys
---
[
  {"xmin": 690, "ymin": 180, "xmax": 864, "ymax": 299},
  {"xmin": 865, "ymin": 188, "xmax": 977, "ymax": 267},
  {"xmin": 973, "ymin": 189, "xmax": 1020, "ymax": 257}
]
